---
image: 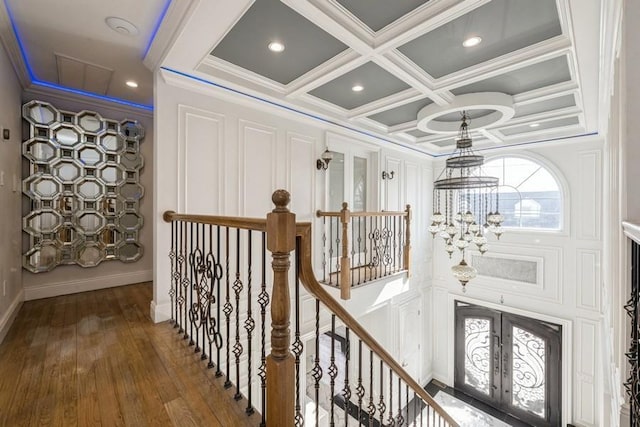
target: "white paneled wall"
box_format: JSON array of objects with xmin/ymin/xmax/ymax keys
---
[
  {"xmin": 431, "ymin": 138, "xmax": 604, "ymax": 426},
  {"xmin": 154, "ymin": 70, "xmax": 435, "ymax": 387}
]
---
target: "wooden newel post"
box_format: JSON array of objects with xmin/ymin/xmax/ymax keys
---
[
  {"xmin": 266, "ymin": 189, "xmax": 296, "ymax": 427},
  {"xmin": 403, "ymin": 204, "xmax": 411, "ymax": 276},
  {"xmin": 340, "ymin": 202, "xmax": 351, "ymax": 300}
]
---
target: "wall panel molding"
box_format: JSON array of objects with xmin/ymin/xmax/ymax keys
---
[
  {"xmin": 576, "ymin": 249, "xmax": 602, "ymax": 311},
  {"xmin": 575, "ymin": 318, "xmax": 598, "ymax": 425},
  {"xmin": 239, "ymin": 119, "xmax": 277, "ymax": 216},
  {"xmin": 177, "ymin": 104, "xmax": 226, "ymax": 213},
  {"xmin": 577, "ymin": 150, "xmax": 602, "ymax": 240},
  {"xmin": 286, "ymin": 131, "xmax": 316, "ymax": 219}
]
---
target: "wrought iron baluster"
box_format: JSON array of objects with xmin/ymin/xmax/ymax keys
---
[
  {"xmin": 233, "ymin": 228, "xmax": 243, "ymax": 400},
  {"xmin": 351, "ymin": 217, "xmax": 355, "ymax": 288},
  {"xmin": 293, "ymin": 240, "xmax": 303, "ymax": 427},
  {"xmin": 245, "ymin": 230, "xmax": 255, "ymax": 414},
  {"xmin": 404, "ymin": 384, "xmax": 408, "ymax": 427},
  {"xmin": 176, "ymin": 220, "xmax": 184, "ymax": 332},
  {"xmin": 388, "ymin": 369, "xmax": 394, "ymax": 426},
  {"xmin": 215, "ymin": 225, "xmax": 223, "ymax": 375},
  {"xmin": 342, "ymin": 327, "xmax": 351, "ymax": 427},
  {"xmin": 329, "ymin": 216, "xmax": 334, "ymax": 285},
  {"xmin": 182, "ymin": 221, "xmax": 189, "ymax": 338},
  {"xmin": 329, "ymin": 315, "xmax": 337, "ymax": 426},
  {"xmin": 396, "ymin": 378, "xmax": 404, "ymax": 427},
  {"xmin": 413, "ymin": 391, "xmax": 417, "ymax": 427},
  {"xmin": 224, "ymin": 227, "xmax": 232, "ymax": 389},
  {"xmin": 367, "ymin": 350, "xmax": 376, "ymax": 427},
  {"xmin": 358, "ymin": 216, "xmax": 363, "ymax": 285},
  {"xmin": 259, "ymin": 232, "xmax": 269, "ymax": 427},
  {"xmin": 322, "ymin": 216, "xmax": 327, "ymax": 283},
  {"xmin": 356, "ymin": 340, "xmax": 365, "ymax": 426},
  {"xmin": 188, "ymin": 222, "xmax": 194, "ymax": 342},
  {"xmin": 313, "ymin": 299, "xmax": 323, "ymax": 427},
  {"xmin": 335, "ymin": 217, "xmax": 340, "ymax": 288},
  {"xmin": 378, "ymin": 360, "xmax": 386, "ymax": 426},
  {"xmin": 169, "ymin": 221, "xmax": 176, "ymax": 324}
]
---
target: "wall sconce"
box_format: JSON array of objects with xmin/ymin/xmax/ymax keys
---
[
  {"xmin": 316, "ymin": 149, "xmax": 333, "ymax": 170},
  {"xmin": 382, "ymin": 171, "xmax": 395, "ymax": 180}
]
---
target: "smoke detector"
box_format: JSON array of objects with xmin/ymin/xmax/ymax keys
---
[{"xmin": 105, "ymin": 17, "xmax": 139, "ymax": 37}]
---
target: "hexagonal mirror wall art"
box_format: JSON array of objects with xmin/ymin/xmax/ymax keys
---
[{"xmin": 21, "ymin": 100, "xmax": 145, "ymax": 273}]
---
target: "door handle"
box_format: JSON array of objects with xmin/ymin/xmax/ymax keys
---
[{"xmin": 503, "ymin": 352, "xmax": 509, "ymax": 379}]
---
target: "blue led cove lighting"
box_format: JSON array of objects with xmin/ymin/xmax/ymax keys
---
[{"xmin": 3, "ymin": 0, "xmax": 169, "ymax": 111}]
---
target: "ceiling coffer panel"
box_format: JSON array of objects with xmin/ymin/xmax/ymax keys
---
[
  {"xmin": 514, "ymin": 94, "xmax": 576, "ymax": 117},
  {"xmin": 368, "ymin": 97, "xmax": 433, "ymax": 127},
  {"xmin": 451, "ymin": 55, "xmax": 572, "ymax": 96},
  {"xmin": 500, "ymin": 116, "xmax": 580, "ymax": 136},
  {"xmin": 211, "ymin": 0, "xmax": 347, "ymax": 85},
  {"xmin": 398, "ymin": 0, "xmax": 562, "ymax": 79},
  {"xmin": 309, "ymin": 62, "xmax": 411, "ymax": 110},
  {"xmin": 335, "ymin": 0, "xmax": 429, "ymax": 32}
]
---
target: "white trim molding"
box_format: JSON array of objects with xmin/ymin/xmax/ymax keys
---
[
  {"xmin": 23, "ymin": 269, "xmax": 152, "ymax": 301},
  {"xmin": 0, "ymin": 289, "xmax": 24, "ymax": 345}
]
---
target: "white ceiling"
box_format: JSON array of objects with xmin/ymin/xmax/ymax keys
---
[
  {"xmin": 2, "ymin": 0, "xmax": 170, "ymax": 106},
  {"xmin": 161, "ymin": 0, "xmax": 604, "ymax": 155},
  {"xmin": 0, "ymin": 0, "xmax": 609, "ymax": 154}
]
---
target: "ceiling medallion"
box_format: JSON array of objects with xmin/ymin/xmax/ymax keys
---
[
  {"xmin": 429, "ymin": 112, "xmax": 504, "ymax": 288},
  {"xmin": 417, "ymin": 92, "xmax": 515, "ymax": 134}
]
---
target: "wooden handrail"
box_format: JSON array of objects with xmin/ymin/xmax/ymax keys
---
[
  {"xmin": 163, "ymin": 210, "xmax": 267, "ymax": 231},
  {"xmin": 316, "ymin": 209, "xmax": 408, "ymax": 217},
  {"xmin": 295, "ymin": 221, "xmax": 459, "ymax": 427}
]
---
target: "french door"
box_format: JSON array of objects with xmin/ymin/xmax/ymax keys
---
[{"xmin": 454, "ymin": 301, "xmax": 561, "ymax": 426}]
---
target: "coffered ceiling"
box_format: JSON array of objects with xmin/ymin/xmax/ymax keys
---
[
  {"xmin": 0, "ymin": 0, "xmax": 606, "ymax": 154},
  {"xmin": 170, "ymin": 0, "xmax": 602, "ymax": 154}
]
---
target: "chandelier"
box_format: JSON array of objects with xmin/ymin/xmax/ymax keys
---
[{"xmin": 429, "ymin": 112, "xmax": 504, "ymax": 287}]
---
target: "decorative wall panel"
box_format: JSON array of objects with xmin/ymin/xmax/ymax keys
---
[
  {"xmin": 22, "ymin": 100, "xmax": 145, "ymax": 273},
  {"xmin": 471, "ymin": 255, "xmax": 538, "ymax": 284}
]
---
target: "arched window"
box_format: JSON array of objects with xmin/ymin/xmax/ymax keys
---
[{"xmin": 482, "ymin": 157, "xmax": 562, "ymax": 230}]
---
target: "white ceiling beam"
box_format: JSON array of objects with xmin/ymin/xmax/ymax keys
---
[
  {"xmin": 388, "ymin": 120, "xmax": 418, "ymax": 135},
  {"xmin": 512, "ymin": 81, "xmax": 578, "ymax": 105},
  {"xmin": 374, "ymin": 53, "xmax": 454, "ymax": 105},
  {"xmin": 285, "ymin": 50, "xmax": 367, "ymax": 98},
  {"xmin": 199, "ymin": 56, "xmax": 288, "ymax": 94},
  {"xmin": 436, "ymin": 36, "xmax": 572, "ymax": 92},
  {"xmin": 348, "ymin": 88, "xmax": 424, "ymax": 119},
  {"xmin": 478, "ymin": 129, "xmax": 502, "ymax": 143}
]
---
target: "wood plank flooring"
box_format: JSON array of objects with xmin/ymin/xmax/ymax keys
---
[{"xmin": 0, "ymin": 283, "xmax": 260, "ymax": 427}]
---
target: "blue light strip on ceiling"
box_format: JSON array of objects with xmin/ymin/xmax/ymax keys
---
[
  {"xmin": 3, "ymin": 0, "xmax": 158, "ymax": 111},
  {"xmin": 143, "ymin": 0, "xmax": 173, "ymax": 58},
  {"xmin": 160, "ymin": 66, "xmax": 435, "ymax": 157}
]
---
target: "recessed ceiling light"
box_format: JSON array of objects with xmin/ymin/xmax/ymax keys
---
[
  {"xmin": 529, "ymin": 123, "xmax": 540, "ymax": 128},
  {"xmin": 268, "ymin": 41, "xmax": 285, "ymax": 52},
  {"xmin": 352, "ymin": 85, "xmax": 364, "ymax": 92},
  {"xmin": 126, "ymin": 81, "xmax": 138, "ymax": 88},
  {"xmin": 105, "ymin": 17, "xmax": 139, "ymax": 37},
  {"xmin": 462, "ymin": 36, "xmax": 482, "ymax": 47}
]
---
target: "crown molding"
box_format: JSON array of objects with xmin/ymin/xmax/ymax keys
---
[
  {"xmin": 144, "ymin": 0, "xmax": 200, "ymax": 71},
  {"xmin": 0, "ymin": 0, "xmax": 31, "ymax": 87}
]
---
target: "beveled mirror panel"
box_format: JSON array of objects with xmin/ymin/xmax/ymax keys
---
[{"xmin": 22, "ymin": 100, "xmax": 145, "ymax": 272}]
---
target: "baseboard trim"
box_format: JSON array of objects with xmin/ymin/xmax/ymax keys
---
[
  {"xmin": 0, "ymin": 289, "xmax": 24, "ymax": 344},
  {"xmin": 150, "ymin": 300, "xmax": 172, "ymax": 323},
  {"xmin": 24, "ymin": 269, "xmax": 153, "ymax": 301}
]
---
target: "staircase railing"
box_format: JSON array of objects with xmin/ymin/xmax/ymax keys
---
[
  {"xmin": 163, "ymin": 190, "xmax": 457, "ymax": 427},
  {"xmin": 316, "ymin": 203, "xmax": 411, "ymax": 299}
]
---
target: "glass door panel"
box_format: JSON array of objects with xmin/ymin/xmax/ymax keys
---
[{"xmin": 455, "ymin": 302, "xmax": 561, "ymax": 426}]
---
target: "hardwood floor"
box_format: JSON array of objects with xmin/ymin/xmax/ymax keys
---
[{"xmin": 0, "ymin": 283, "xmax": 260, "ymax": 427}]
